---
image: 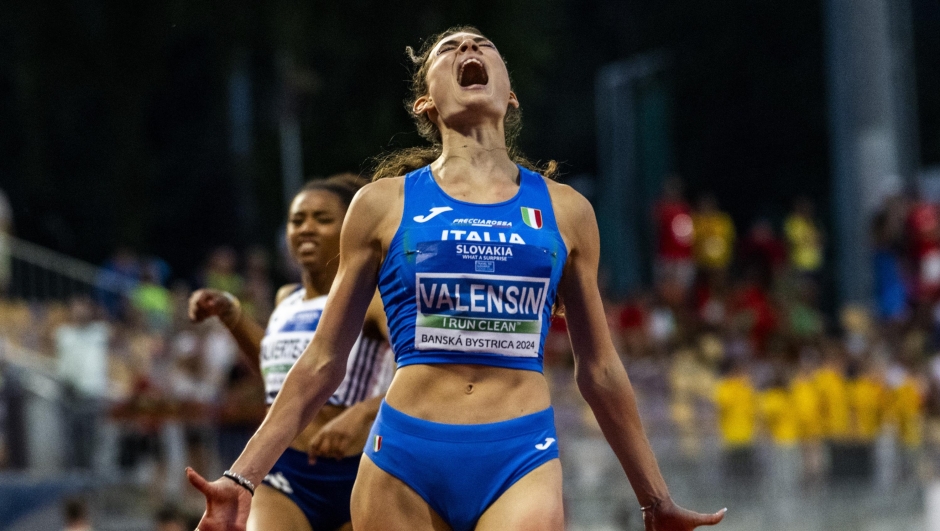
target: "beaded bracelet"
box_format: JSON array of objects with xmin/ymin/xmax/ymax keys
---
[{"xmin": 222, "ymin": 470, "xmax": 255, "ymax": 496}]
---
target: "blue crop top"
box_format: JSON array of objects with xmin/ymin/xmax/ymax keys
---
[{"xmin": 377, "ymin": 165, "xmax": 568, "ymax": 373}]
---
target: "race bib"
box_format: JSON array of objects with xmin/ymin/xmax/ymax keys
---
[
  {"xmin": 260, "ymin": 308, "xmax": 322, "ymax": 403},
  {"xmin": 413, "ymin": 241, "xmax": 552, "ymax": 357}
]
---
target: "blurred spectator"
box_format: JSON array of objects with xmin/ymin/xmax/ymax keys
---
[
  {"xmin": 760, "ymin": 373, "xmax": 800, "ymax": 448},
  {"xmin": 830, "ymin": 360, "xmax": 886, "ymax": 481},
  {"xmin": 617, "ymin": 292, "xmax": 652, "ymax": 358},
  {"xmin": 739, "ymin": 218, "xmax": 787, "ymax": 289},
  {"xmin": 669, "ymin": 342, "xmax": 716, "ymax": 458},
  {"xmin": 56, "ymin": 299, "xmax": 120, "ymax": 470},
  {"xmin": 791, "ymin": 350, "xmax": 825, "ymax": 481},
  {"xmin": 203, "ymin": 246, "xmax": 244, "ymax": 296},
  {"xmin": 130, "ymin": 260, "xmax": 173, "ymax": 332},
  {"xmin": 241, "ymin": 246, "xmax": 274, "ymax": 322},
  {"xmin": 692, "ymin": 193, "xmax": 735, "ymax": 275},
  {"xmin": 784, "ymin": 197, "xmax": 825, "ymax": 279},
  {"xmin": 62, "ymin": 498, "xmax": 92, "ymax": 531},
  {"xmin": 714, "ymin": 359, "xmax": 758, "ymax": 479},
  {"xmin": 872, "ymin": 211, "xmax": 909, "ymax": 324},
  {"xmin": 784, "ymin": 278, "xmax": 824, "ymax": 342},
  {"xmin": 56, "ymin": 297, "xmax": 110, "ymax": 399},
  {"xmin": 727, "ymin": 275, "xmax": 777, "ymax": 355},
  {"xmin": 0, "ymin": 187, "xmax": 12, "ymax": 294},
  {"xmin": 653, "ymin": 176, "xmax": 695, "ymax": 293},
  {"xmin": 694, "ymin": 271, "xmax": 729, "ymax": 329},
  {"xmin": 95, "ymin": 248, "xmax": 140, "ymax": 319},
  {"xmin": 814, "ymin": 346, "xmax": 851, "ymax": 442},
  {"xmin": 886, "ymin": 362, "xmax": 924, "ymax": 450},
  {"xmin": 906, "ymin": 200, "xmax": 940, "ymax": 303}
]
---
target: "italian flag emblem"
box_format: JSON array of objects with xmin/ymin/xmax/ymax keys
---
[
  {"xmin": 521, "ymin": 207, "xmax": 543, "ymax": 229},
  {"xmin": 373, "ymin": 435, "xmax": 382, "ymax": 452}
]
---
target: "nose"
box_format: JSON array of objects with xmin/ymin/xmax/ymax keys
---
[
  {"xmin": 298, "ymin": 217, "xmax": 318, "ymax": 235},
  {"xmin": 458, "ymin": 38, "xmax": 480, "ymax": 53}
]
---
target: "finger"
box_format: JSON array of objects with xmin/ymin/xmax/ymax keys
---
[
  {"xmin": 186, "ymin": 467, "xmax": 212, "ymax": 495},
  {"xmin": 693, "ymin": 507, "xmax": 727, "ymax": 527},
  {"xmin": 308, "ymin": 438, "xmax": 323, "ymax": 464},
  {"xmin": 187, "ymin": 292, "xmax": 202, "ymax": 320}
]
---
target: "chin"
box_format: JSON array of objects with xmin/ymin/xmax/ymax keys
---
[{"xmin": 298, "ymin": 255, "xmax": 323, "ymax": 272}]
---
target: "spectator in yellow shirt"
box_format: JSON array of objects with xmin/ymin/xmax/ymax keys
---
[
  {"xmin": 760, "ymin": 373, "xmax": 802, "ymax": 522},
  {"xmin": 714, "ymin": 360, "xmax": 758, "ymax": 479},
  {"xmin": 791, "ymin": 356, "xmax": 825, "ymax": 481},
  {"xmin": 784, "ymin": 197, "xmax": 824, "ymax": 275},
  {"xmin": 693, "ymin": 194, "xmax": 736, "ymax": 273},
  {"xmin": 848, "ymin": 362, "xmax": 886, "ymax": 443},
  {"xmin": 814, "ymin": 350, "xmax": 851, "ymax": 440},
  {"xmin": 887, "ymin": 366, "xmax": 924, "ymax": 449},
  {"xmin": 761, "ymin": 376, "xmax": 801, "ymax": 447}
]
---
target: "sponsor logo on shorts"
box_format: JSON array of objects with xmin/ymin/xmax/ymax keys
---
[
  {"xmin": 264, "ymin": 471, "xmax": 294, "ymax": 494},
  {"xmin": 414, "ymin": 207, "xmax": 453, "ymax": 223},
  {"xmin": 373, "ymin": 435, "xmax": 382, "ymax": 452},
  {"xmin": 535, "ymin": 437, "xmax": 556, "ymax": 450}
]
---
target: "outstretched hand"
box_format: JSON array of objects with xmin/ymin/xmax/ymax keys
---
[
  {"xmin": 186, "ymin": 467, "xmax": 253, "ymax": 531},
  {"xmin": 642, "ymin": 498, "xmax": 726, "ymax": 531}
]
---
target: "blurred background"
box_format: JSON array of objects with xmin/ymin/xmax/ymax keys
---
[{"xmin": 0, "ymin": 0, "xmax": 939, "ymax": 529}]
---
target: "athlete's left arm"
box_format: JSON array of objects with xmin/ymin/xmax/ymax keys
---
[
  {"xmin": 307, "ymin": 291, "xmax": 391, "ymax": 461},
  {"xmin": 552, "ymin": 183, "xmax": 725, "ymax": 530}
]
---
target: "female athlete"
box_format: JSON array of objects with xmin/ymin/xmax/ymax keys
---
[
  {"xmin": 187, "ymin": 174, "xmax": 393, "ymax": 531},
  {"xmin": 188, "ymin": 27, "xmax": 726, "ymax": 531}
]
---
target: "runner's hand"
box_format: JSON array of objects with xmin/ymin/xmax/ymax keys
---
[
  {"xmin": 643, "ymin": 498, "xmax": 726, "ymax": 530},
  {"xmin": 308, "ymin": 407, "xmax": 369, "ymax": 463},
  {"xmin": 186, "ymin": 467, "xmax": 252, "ymax": 531},
  {"xmin": 188, "ymin": 289, "xmax": 239, "ymax": 324}
]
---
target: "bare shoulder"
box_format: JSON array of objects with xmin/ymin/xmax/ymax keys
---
[
  {"xmin": 345, "ymin": 177, "xmax": 405, "ymax": 244},
  {"xmin": 543, "ymin": 178, "xmax": 596, "ymax": 250},
  {"xmin": 275, "ymin": 283, "xmax": 302, "ymax": 305}
]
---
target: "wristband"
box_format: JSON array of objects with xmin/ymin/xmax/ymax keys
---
[{"xmin": 222, "ymin": 469, "xmax": 255, "ymax": 496}]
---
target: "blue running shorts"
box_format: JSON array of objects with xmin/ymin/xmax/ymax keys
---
[
  {"xmin": 262, "ymin": 448, "xmax": 360, "ymax": 530},
  {"xmin": 364, "ymin": 400, "xmax": 559, "ymax": 531}
]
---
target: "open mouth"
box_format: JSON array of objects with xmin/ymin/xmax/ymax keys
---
[
  {"xmin": 458, "ymin": 58, "xmax": 488, "ymax": 87},
  {"xmin": 296, "ymin": 241, "xmax": 318, "ymax": 253}
]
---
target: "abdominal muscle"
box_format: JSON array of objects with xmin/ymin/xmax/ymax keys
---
[{"xmin": 385, "ymin": 364, "xmax": 552, "ymax": 424}]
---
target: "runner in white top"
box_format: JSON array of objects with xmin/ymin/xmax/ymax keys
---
[{"xmin": 188, "ymin": 173, "xmax": 392, "ymax": 531}]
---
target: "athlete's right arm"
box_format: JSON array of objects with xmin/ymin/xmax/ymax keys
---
[
  {"xmin": 188, "ymin": 288, "xmax": 273, "ymax": 373},
  {"xmin": 188, "ymin": 179, "xmax": 403, "ymax": 531}
]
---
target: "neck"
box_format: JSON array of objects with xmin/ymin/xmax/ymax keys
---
[
  {"xmin": 432, "ymin": 122, "xmax": 517, "ymax": 183},
  {"xmin": 301, "ymin": 263, "xmax": 337, "ymax": 299}
]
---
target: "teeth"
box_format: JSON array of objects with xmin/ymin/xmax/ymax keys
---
[
  {"xmin": 460, "ymin": 58, "xmax": 483, "ymax": 76},
  {"xmin": 458, "ymin": 58, "xmax": 486, "ymax": 86}
]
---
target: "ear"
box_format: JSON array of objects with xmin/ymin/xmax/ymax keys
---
[
  {"xmin": 508, "ymin": 90, "xmax": 520, "ymax": 109},
  {"xmin": 413, "ymin": 95, "xmax": 434, "ymax": 115}
]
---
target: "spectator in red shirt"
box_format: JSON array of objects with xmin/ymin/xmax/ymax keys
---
[
  {"xmin": 906, "ymin": 200, "xmax": 940, "ymax": 303},
  {"xmin": 653, "ymin": 175, "xmax": 695, "ymax": 293},
  {"xmin": 740, "ymin": 218, "xmax": 787, "ymax": 289}
]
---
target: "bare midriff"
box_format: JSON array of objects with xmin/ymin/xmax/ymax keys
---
[
  {"xmin": 385, "ymin": 364, "xmax": 551, "ymax": 424},
  {"xmin": 283, "ymin": 403, "xmax": 349, "ymax": 453}
]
